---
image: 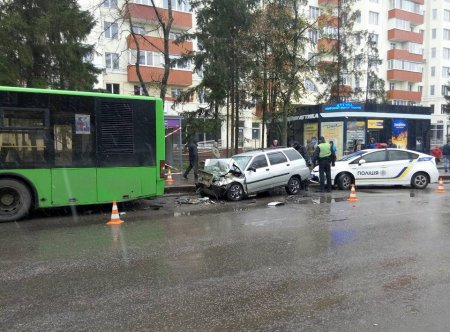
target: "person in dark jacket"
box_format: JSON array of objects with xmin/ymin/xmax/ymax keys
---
[
  {"xmin": 387, "ymin": 139, "xmax": 397, "ymax": 148},
  {"xmin": 442, "ymin": 141, "xmax": 450, "ymax": 173},
  {"xmin": 292, "ymin": 141, "xmax": 310, "ymax": 191},
  {"xmin": 311, "ymin": 136, "xmax": 334, "ymax": 192},
  {"xmin": 183, "ymin": 139, "xmax": 199, "ymax": 180}
]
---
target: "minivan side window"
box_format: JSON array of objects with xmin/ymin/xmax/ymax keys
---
[
  {"xmin": 267, "ymin": 152, "xmax": 287, "ymax": 165},
  {"xmin": 250, "ymin": 155, "xmax": 268, "ymax": 169}
]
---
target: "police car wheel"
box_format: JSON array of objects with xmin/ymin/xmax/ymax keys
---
[
  {"xmin": 286, "ymin": 176, "xmax": 300, "ymax": 195},
  {"xmin": 337, "ymin": 173, "xmax": 352, "ymax": 190},
  {"xmin": 411, "ymin": 172, "xmax": 429, "ymax": 189}
]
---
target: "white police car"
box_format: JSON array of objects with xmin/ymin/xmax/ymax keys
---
[{"xmin": 311, "ymin": 148, "xmax": 439, "ymax": 190}]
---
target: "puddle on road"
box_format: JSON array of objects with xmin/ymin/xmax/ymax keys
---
[{"xmin": 289, "ymin": 196, "xmax": 349, "ymax": 205}]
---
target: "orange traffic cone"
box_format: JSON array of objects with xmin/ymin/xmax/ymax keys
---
[
  {"xmin": 436, "ymin": 178, "xmax": 446, "ymax": 193},
  {"xmin": 347, "ymin": 184, "xmax": 359, "ymax": 202},
  {"xmin": 165, "ymin": 168, "xmax": 174, "ymax": 183},
  {"xmin": 106, "ymin": 201, "xmax": 124, "ymax": 225}
]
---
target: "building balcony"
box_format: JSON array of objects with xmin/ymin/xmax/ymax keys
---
[
  {"xmin": 318, "ymin": 0, "xmax": 338, "ymax": 6},
  {"xmin": 126, "ymin": 3, "xmax": 192, "ymax": 30},
  {"xmin": 387, "ymin": 49, "xmax": 423, "ymax": 63},
  {"xmin": 387, "ymin": 90, "xmax": 422, "ymax": 102},
  {"xmin": 388, "ymin": 9, "xmax": 424, "ymax": 25},
  {"xmin": 127, "ymin": 35, "xmax": 193, "ymax": 54},
  {"xmin": 387, "ymin": 70, "xmax": 422, "ymax": 83},
  {"xmin": 388, "ymin": 29, "xmax": 423, "ymax": 44},
  {"xmin": 318, "ymin": 38, "xmax": 338, "ymax": 52},
  {"xmin": 318, "ymin": 14, "xmax": 339, "ymax": 28},
  {"xmin": 127, "ymin": 66, "xmax": 192, "ymax": 86},
  {"xmin": 409, "ymin": 0, "xmax": 424, "ymax": 4},
  {"xmin": 330, "ymin": 85, "xmax": 352, "ymax": 98}
]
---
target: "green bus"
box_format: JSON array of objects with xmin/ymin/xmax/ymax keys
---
[{"xmin": 0, "ymin": 86, "xmax": 165, "ymax": 222}]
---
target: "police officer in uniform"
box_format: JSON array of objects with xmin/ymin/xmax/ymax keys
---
[{"xmin": 312, "ymin": 136, "xmax": 334, "ymax": 192}]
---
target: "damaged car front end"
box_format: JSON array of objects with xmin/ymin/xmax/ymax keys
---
[{"xmin": 197, "ymin": 158, "xmax": 247, "ymax": 201}]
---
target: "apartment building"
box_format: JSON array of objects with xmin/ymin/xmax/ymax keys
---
[
  {"xmin": 77, "ymin": 0, "xmax": 263, "ymax": 151},
  {"xmin": 310, "ymin": 0, "xmax": 449, "ymax": 144}
]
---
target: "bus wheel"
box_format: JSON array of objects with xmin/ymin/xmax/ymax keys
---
[{"xmin": 0, "ymin": 179, "xmax": 32, "ymax": 222}]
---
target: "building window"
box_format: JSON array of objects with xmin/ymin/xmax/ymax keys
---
[
  {"xmin": 102, "ymin": 0, "xmax": 118, "ymax": 8},
  {"xmin": 369, "ymin": 11, "xmax": 379, "ymax": 25},
  {"xmin": 305, "ymin": 78, "xmax": 318, "ymax": 92},
  {"xmin": 309, "ymin": 29, "xmax": 318, "ymax": 43},
  {"xmin": 309, "ymin": 6, "xmax": 320, "ymax": 20},
  {"xmin": 369, "ymin": 33, "xmax": 378, "ymax": 47},
  {"xmin": 169, "ymin": 56, "xmax": 191, "ymax": 70},
  {"xmin": 430, "ymin": 85, "xmax": 435, "ymax": 96},
  {"xmin": 389, "ymin": 83, "xmax": 396, "ymax": 90},
  {"xmin": 171, "ymin": 88, "xmax": 183, "ymax": 99},
  {"xmin": 163, "ymin": 0, "xmax": 191, "ymax": 12},
  {"xmin": 443, "ymin": 67, "xmax": 450, "ymax": 78},
  {"xmin": 104, "ymin": 21, "xmax": 118, "ymax": 39},
  {"xmin": 134, "ymin": 85, "xmax": 143, "ymax": 95},
  {"xmin": 444, "ymin": 29, "xmax": 450, "ymax": 41},
  {"xmin": 105, "ymin": 52, "xmax": 119, "ymax": 70},
  {"xmin": 431, "ymin": 66, "xmax": 435, "ymax": 77},
  {"xmin": 169, "ymin": 32, "xmax": 181, "ymax": 40},
  {"xmin": 432, "ymin": 29, "xmax": 436, "ymax": 39},
  {"xmin": 418, "ymin": 86, "xmax": 423, "ymax": 93},
  {"xmin": 432, "ymin": 9, "xmax": 437, "ymax": 20},
  {"xmin": 445, "ymin": 9, "xmax": 450, "ymax": 22},
  {"xmin": 431, "ymin": 48, "xmax": 436, "ymax": 58},
  {"xmin": 444, "ymin": 48, "xmax": 450, "ymax": 60},
  {"xmin": 106, "ymin": 83, "xmax": 120, "ymax": 94},
  {"xmin": 430, "ymin": 124, "xmax": 444, "ymax": 146},
  {"xmin": 252, "ymin": 122, "xmax": 260, "ymax": 140},
  {"xmin": 132, "ymin": 26, "xmax": 145, "ymax": 35},
  {"xmin": 442, "ymin": 85, "xmax": 450, "ymax": 96},
  {"xmin": 442, "ymin": 105, "xmax": 448, "ymax": 114},
  {"xmin": 132, "ymin": 50, "xmax": 162, "ymax": 67}
]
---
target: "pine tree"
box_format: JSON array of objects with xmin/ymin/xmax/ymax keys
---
[{"xmin": 0, "ymin": 0, "xmax": 99, "ymax": 89}]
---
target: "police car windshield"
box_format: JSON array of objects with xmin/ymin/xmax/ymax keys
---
[{"xmin": 339, "ymin": 150, "xmax": 368, "ymax": 161}]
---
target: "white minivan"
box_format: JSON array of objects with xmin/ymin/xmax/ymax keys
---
[{"xmin": 197, "ymin": 147, "xmax": 311, "ymax": 201}]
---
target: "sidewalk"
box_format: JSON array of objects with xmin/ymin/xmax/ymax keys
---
[{"xmin": 164, "ymin": 168, "xmax": 450, "ymax": 195}]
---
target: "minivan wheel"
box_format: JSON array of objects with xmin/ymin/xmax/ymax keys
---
[
  {"xmin": 227, "ymin": 183, "xmax": 244, "ymax": 201},
  {"xmin": 286, "ymin": 176, "xmax": 301, "ymax": 195},
  {"xmin": 337, "ymin": 173, "xmax": 352, "ymax": 190},
  {"xmin": 411, "ymin": 172, "xmax": 429, "ymax": 189}
]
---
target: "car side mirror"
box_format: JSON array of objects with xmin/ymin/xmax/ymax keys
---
[
  {"xmin": 358, "ymin": 159, "xmax": 366, "ymax": 165},
  {"xmin": 248, "ymin": 166, "xmax": 256, "ymax": 172}
]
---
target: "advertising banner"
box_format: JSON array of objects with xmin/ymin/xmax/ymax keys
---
[
  {"xmin": 346, "ymin": 121, "xmax": 366, "ymax": 152},
  {"xmin": 368, "ymin": 119, "xmax": 384, "ymax": 129},
  {"xmin": 303, "ymin": 123, "xmax": 318, "ymax": 146},
  {"xmin": 321, "ymin": 122, "xmax": 344, "ymax": 159},
  {"xmin": 392, "ymin": 119, "xmax": 408, "ymax": 149}
]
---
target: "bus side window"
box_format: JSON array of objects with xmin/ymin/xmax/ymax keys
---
[{"xmin": 54, "ymin": 125, "xmax": 73, "ymax": 166}]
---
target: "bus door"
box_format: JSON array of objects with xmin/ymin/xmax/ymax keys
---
[{"xmin": 51, "ymin": 121, "xmax": 97, "ymax": 206}]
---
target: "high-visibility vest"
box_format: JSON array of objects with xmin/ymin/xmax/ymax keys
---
[{"xmin": 318, "ymin": 142, "xmax": 332, "ymax": 158}]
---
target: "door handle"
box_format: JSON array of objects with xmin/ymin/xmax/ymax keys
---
[
  {"xmin": 286, "ymin": 164, "xmax": 290, "ymax": 166},
  {"xmin": 266, "ymin": 168, "xmax": 270, "ymax": 171}
]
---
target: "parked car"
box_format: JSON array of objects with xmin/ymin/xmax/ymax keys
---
[
  {"xmin": 311, "ymin": 148, "xmax": 439, "ymax": 190},
  {"xmin": 197, "ymin": 147, "xmax": 311, "ymax": 201}
]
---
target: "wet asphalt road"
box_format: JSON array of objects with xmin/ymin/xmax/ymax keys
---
[{"xmin": 1, "ymin": 186, "xmax": 450, "ymax": 331}]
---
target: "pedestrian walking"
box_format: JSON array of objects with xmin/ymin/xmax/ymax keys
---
[
  {"xmin": 329, "ymin": 140, "xmax": 337, "ymax": 167},
  {"xmin": 183, "ymin": 139, "xmax": 199, "ymax": 180},
  {"xmin": 431, "ymin": 145, "xmax": 443, "ymax": 164},
  {"xmin": 387, "ymin": 139, "xmax": 397, "ymax": 148},
  {"xmin": 442, "ymin": 141, "xmax": 450, "ymax": 172},
  {"xmin": 211, "ymin": 141, "xmax": 220, "ymax": 158},
  {"xmin": 312, "ymin": 136, "xmax": 334, "ymax": 192}
]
